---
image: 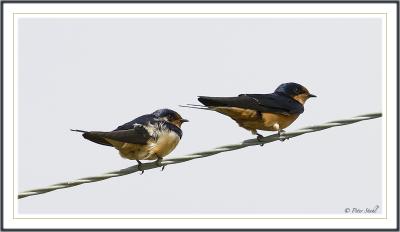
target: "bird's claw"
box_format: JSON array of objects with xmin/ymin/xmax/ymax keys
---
[
  {"xmin": 136, "ymin": 160, "xmax": 144, "ymax": 175},
  {"xmin": 278, "ymin": 130, "xmax": 289, "ymax": 142},
  {"xmin": 156, "ymin": 158, "xmax": 166, "ymax": 171},
  {"xmin": 279, "ymin": 135, "xmax": 289, "ymax": 142},
  {"xmin": 138, "ymin": 165, "xmax": 144, "ymax": 175},
  {"xmin": 256, "ymin": 134, "xmax": 264, "ymax": 146}
]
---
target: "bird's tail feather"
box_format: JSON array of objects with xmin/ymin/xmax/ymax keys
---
[
  {"xmin": 71, "ymin": 129, "xmax": 113, "ymax": 147},
  {"xmin": 70, "ymin": 129, "xmax": 87, "ymax": 133},
  {"xmin": 179, "ymin": 104, "xmax": 213, "ymax": 111},
  {"xmin": 198, "ymin": 96, "xmax": 241, "ymax": 107}
]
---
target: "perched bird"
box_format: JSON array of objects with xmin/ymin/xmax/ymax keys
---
[
  {"xmin": 72, "ymin": 109, "xmax": 188, "ymax": 174},
  {"xmin": 182, "ymin": 82, "xmax": 316, "ymax": 141}
]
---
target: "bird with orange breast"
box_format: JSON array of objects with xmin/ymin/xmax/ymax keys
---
[
  {"xmin": 72, "ymin": 109, "xmax": 188, "ymax": 173},
  {"xmin": 182, "ymin": 82, "xmax": 316, "ymax": 141}
]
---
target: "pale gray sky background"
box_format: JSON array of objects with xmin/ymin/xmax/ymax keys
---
[{"xmin": 17, "ymin": 17, "xmax": 382, "ymax": 215}]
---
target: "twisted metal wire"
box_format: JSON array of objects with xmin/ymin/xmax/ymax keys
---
[{"xmin": 18, "ymin": 112, "xmax": 382, "ymax": 199}]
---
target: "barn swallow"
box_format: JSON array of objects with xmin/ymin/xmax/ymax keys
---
[
  {"xmin": 71, "ymin": 109, "xmax": 188, "ymax": 174},
  {"xmin": 182, "ymin": 82, "xmax": 316, "ymax": 142}
]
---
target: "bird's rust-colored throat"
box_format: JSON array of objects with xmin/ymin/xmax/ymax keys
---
[{"xmin": 292, "ymin": 93, "xmax": 314, "ymax": 105}]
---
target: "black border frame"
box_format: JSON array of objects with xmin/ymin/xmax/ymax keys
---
[{"xmin": 0, "ymin": 0, "xmax": 398, "ymax": 231}]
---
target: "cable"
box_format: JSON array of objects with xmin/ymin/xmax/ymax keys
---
[{"xmin": 18, "ymin": 112, "xmax": 382, "ymax": 199}]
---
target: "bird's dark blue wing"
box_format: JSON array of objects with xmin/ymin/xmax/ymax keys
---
[
  {"xmin": 243, "ymin": 93, "xmax": 304, "ymax": 114},
  {"xmin": 198, "ymin": 93, "xmax": 303, "ymax": 115},
  {"xmin": 81, "ymin": 115, "xmax": 156, "ymax": 146},
  {"xmin": 114, "ymin": 114, "xmax": 157, "ymax": 131},
  {"xmin": 87, "ymin": 125, "xmax": 151, "ymax": 145}
]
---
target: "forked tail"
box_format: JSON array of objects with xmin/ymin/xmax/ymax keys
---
[
  {"xmin": 179, "ymin": 104, "xmax": 213, "ymax": 111},
  {"xmin": 71, "ymin": 129, "xmax": 112, "ymax": 147},
  {"xmin": 70, "ymin": 129, "xmax": 87, "ymax": 133}
]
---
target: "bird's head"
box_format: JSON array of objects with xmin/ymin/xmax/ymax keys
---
[
  {"xmin": 152, "ymin": 109, "xmax": 189, "ymax": 128},
  {"xmin": 274, "ymin": 82, "xmax": 317, "ymax": 105}
]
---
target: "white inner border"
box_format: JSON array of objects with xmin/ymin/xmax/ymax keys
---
[{"xmin": 2, "ymin": 2, "xmax": 398, "ymax": 230}]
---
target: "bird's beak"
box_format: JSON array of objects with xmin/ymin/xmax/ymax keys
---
[
  {"xmin": 180, "ymin": 119, "xmax": 189, "ymax": 123},
  {"xmin": 308, "ymin": 93, "xmax": 317, "ymax": 98}
]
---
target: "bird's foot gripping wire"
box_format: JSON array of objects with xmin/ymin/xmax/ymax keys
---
[
  {"xmin": 256, "ymin": 133, "xmax": 265, "ymax": 146},
  {"xmin": 278, "ymin": 130, "xmax": 289, "ymax": 142},
  {"xmin": 155, "ymin": 157, "xmax": 166, "ymax": 171},
  {"xmin": 136, "ymin": 160, "xmax": 144, "ymax": 175}
]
